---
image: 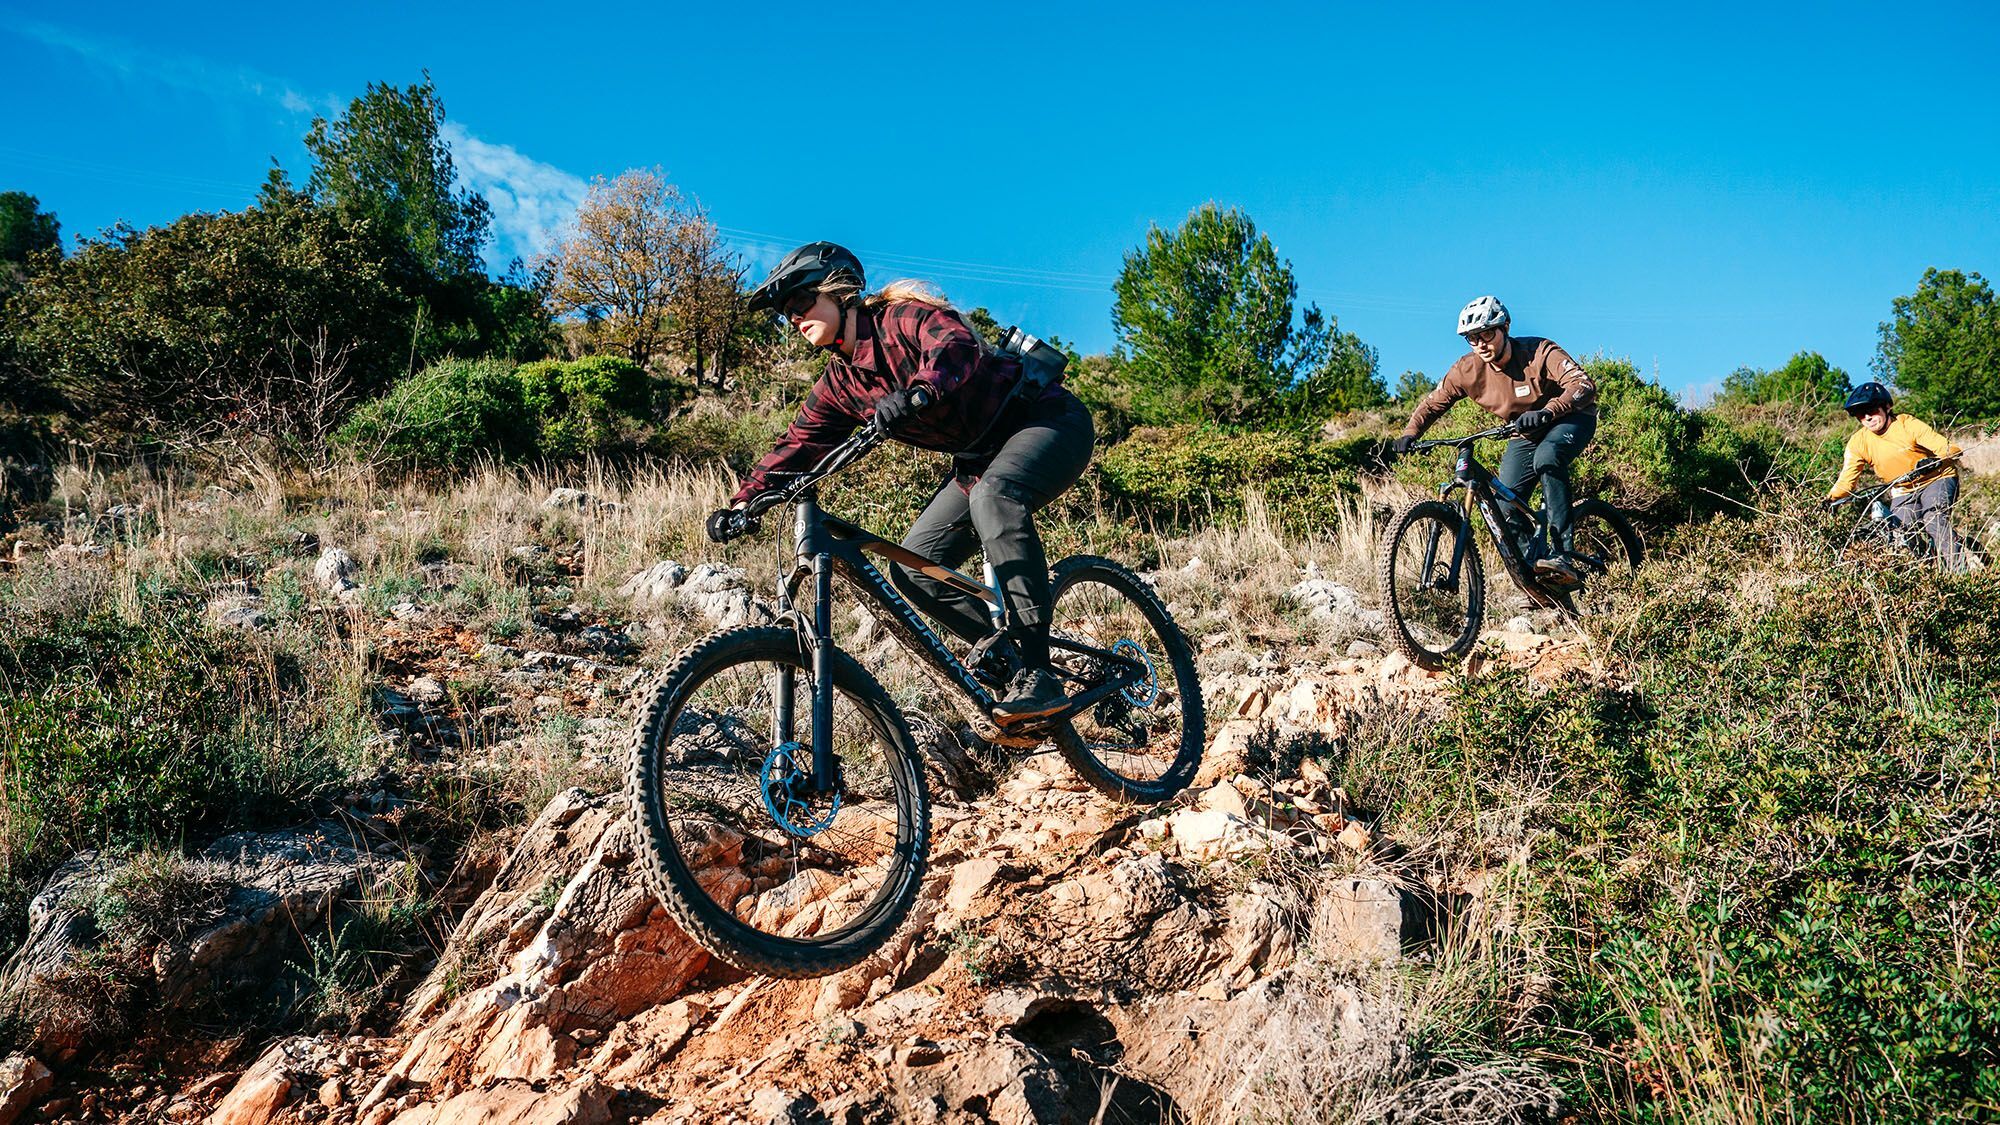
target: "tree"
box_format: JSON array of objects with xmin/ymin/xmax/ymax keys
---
[
  {"xmin": 1277, "ymin": 306, "xmax": 1385, "ymax": 422},
  {"xmin": 0, "ymin": 191, "xmax": 60, "ymax": 291},
  {"xmin": 1715, "ymin": 351, "xmax": 1851, "ymax": 407},
  {"xmin": 542, "ymin": 168, "xmax": 722, "ymax": 373},
  {"xmin": 1393, "ymin": 369, "xmax": 1435, "ymax": 405},
  {"xmin": 1111, "ymin": 204, "xmax": 1364, "ymax": 428},
  {"xmin": 1874, "ymin": 268, "xmax": 2000, "ymax": 422},
  {"xmin": 304, "ymin": 74, "xmax": 490, "ymax": 279},
  {"xmin": 11, "ymin": 184, "xmax": 412, "ymax": 440},
  {"xmin": 1112, "ymin": 205, "xmax": 1296, "ymax": 426}
]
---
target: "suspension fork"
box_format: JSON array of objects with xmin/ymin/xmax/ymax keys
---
[
  {"xmin": 807, "ymin": 552, "xmax": 838, "ymax": 792},
  {"xmin": 1422, "ymin": 484, "xmax": 1476, "ymax": 592}
]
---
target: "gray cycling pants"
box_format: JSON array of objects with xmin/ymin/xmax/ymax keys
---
[
  {"xmin": 1890, "ymin": 476, "xmax": 1972, "ymax": 572},
  {"xmin": 890, "ymin": 392, "xmax": 1095, "ymax": 652},
  {"xmin": 1496, "ymin": 413, "xmax": 1596, "ymax": 552}
]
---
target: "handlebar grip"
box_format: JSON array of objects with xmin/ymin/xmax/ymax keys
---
[{"xmin": 908, "ymin": 385, "xmax": 934, "ymax": 409}]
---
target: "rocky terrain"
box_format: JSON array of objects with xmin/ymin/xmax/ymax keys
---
[{"xmin": 0, "ymin": 472, "xmax": 1598, "ymax": 1122}]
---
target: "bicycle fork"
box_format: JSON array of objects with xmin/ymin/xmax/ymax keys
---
[{"xmin": 773, "ymin": 551, "xmax": 841, "ymax": 795}]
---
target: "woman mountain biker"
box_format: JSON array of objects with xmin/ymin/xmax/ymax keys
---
[
  {"xmin": 710, "ymin": 241, "xmax": 1096, "ymax": 723},
  {"xmin": 1389, "ymin": 296, "xmax": 1599, "ymax": 581},
  {"xmin": 1827, "ymin": 381, "xmax": 1971, "ymax": 570}
]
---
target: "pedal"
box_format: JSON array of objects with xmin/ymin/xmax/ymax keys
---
[{"xmin": 966, "ymin": 713, "xmax": 1046, "ymax": 750}]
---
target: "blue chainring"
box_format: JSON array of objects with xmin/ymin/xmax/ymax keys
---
[
  {"xmin": 759, "ymin": 743, "xmax": 842, "ymax": 838},
  {"xmin": 1111, "ymin": 639, "xmax": 1158, "ymax": 706}
]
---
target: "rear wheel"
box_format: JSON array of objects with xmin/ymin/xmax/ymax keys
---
[
  {"xmin": 1044, "ymin": 556, "xmax": 1204, "ymax": 803},
  {"xmin": 1562, "ymin": 499, "xmax": 1643, "ymax": 612},
  {"xmin": 1379, "ymin": 500, "xmax": 1485, "ymax": 671},
  {"xmin": 627, "ymin": 626, "xmax": 929, "ymax": 978}
]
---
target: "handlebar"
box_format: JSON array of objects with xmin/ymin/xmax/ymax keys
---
[
  {"xmin": 1831, "ymin": 452, "xmax": 1960, "ymax": 508},
  {"xmin": 730, "ymin": 385, "xmax": 939, "ymax": 531},
  {"xmin": 1407, "ymin": 423, "xmax": 1521, "ymax": 455}
]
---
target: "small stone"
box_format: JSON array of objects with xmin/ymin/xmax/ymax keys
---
[
  {"xmin": 1345, "ymin": 639, "xmax": 1381, "ymax": 658},
  {"xmin": 543, "ymin": 487, "xmax": 594, "ymax": 510},
  {"xmin": 406, "ymin": 676, "xmax": 447, "ymax": 705},
  {"xmin": 1338, "ymin": 821, "xmax": 1374, "ymax": 852},
  {"xmin": 318, "ymin": 1077, "xmax": 343, "ymax": 1107}
]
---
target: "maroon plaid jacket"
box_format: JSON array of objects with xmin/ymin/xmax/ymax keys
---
[{"xmin": 732, "ymin": 302, "xmax": 1063, "ymax": 503}]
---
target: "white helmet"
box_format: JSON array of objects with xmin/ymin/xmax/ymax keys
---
[{"xmin": 1457, "ymin": 295, "xmax": 1510, "ymax": 337}]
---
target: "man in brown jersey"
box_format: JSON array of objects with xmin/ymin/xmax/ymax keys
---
[{"xmin": 1389, "ymin": 296, "xmax": 1598, "ymax": 582}]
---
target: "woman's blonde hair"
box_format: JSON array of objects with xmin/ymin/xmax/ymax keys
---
[{"xmin": 815, "ymin": 275, "xmax": 980, "ymax": 344}]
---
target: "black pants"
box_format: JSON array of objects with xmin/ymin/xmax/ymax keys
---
[
  {"xmin": 1496, "ymin": 413, "xmax": 1596, "ymax": 552},
  {"xmin": 890, "ymin": 392, "xmax": 1095, "ymax": 657}
]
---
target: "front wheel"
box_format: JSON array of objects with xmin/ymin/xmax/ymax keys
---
[
  {"xmin": 627, "ymin": 626, "xmax": 929, "ymax": 978},
  {"xmin": 1379, "ymin": 499, "xmax": 1485, "ymax": 671},
  {"xmin": 1045, "ymin": 556, "xmax": 1204, "ymax": 802}
]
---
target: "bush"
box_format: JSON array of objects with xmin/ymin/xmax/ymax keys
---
[
  {"xmin": 515, "ymin": 355, "xmax": 654, "ymax": 459},
  {"xmin": 0, "ymin": 580, "xmax": 359, "ymax": 956},
  {"xmin": 1342, "ymin": 523, "xmax": 2000, "ymax": 1120},
  {"xmin": 336, "ymin": 357, "xmax": 532, "ymax": 467},
  {"xmin": 1095, "ymin": 425, "xmax": 1370, "ymax": 534}
]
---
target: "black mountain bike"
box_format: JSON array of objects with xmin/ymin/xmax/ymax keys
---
[
  {"xmin": 1833, "ymin": 455, "xmax": 1987, "ymax": 570},
  {"xmin": 1379, "ymin": 423, "xmax": 1643, "ymax": 670},
  {"xmin": 627, "ymin": 410, "xmax": 1204, "ymax": 978}
]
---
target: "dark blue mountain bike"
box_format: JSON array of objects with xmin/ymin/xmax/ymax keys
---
[
  {"xmin": 628, "ymin": 409, "xmax": 1203, "ymax": 978},
  {"xmin": 1380, "ymin": 423, "xmax": 1643, "ymax": 670}
]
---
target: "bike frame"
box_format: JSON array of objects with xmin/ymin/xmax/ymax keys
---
[
  {"xmin": 1411, "ymin": 426, "xmax": 1560, "ymax": 604},
  {"xmin": 743, "ymin": 428, "xmax": 1148, "ymax": 795}
]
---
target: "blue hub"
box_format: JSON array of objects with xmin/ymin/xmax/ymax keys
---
[{"xmin": 759, "ymin": 743, "xmax": 842, "ymax": 838}]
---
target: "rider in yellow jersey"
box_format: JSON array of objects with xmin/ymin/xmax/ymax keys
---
[{"xmin": 1828, "ymin": 381, "xmax": 1970, "ymax": 571}]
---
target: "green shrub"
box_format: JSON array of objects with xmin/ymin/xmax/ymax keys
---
[
  {"xmin": 1343, "ymin": 523, "xmax": 2000, "ymax": 1120},
  {"xmin": 1095, "ymin": 425, "xmax": 1369, "ymax": 534},
  {"xmin": 515, "ymin": 355, "xmax": 654, "ymax": 459},
  {"xmin": 335, "ymin": 357, "xmax": 531, "ymax": 467},
  {"xmin": 0, "ymin": 580, "xmax": 360, "ymax": 956}
]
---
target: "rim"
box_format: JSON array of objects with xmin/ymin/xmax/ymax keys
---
[
  {"xmin": 1390, "ymin": 509, "xmax": 1476, "ymax": 657},
  {"xmin": 1050, "ymin": 576, "xmax": 1188, "ymax": 785}
]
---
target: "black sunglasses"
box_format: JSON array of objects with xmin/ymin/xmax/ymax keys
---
[{"xmin": 780, "ymin": 289, "xmax": 819, "ymax": 319}]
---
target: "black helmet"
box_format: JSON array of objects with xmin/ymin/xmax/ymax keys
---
[
  {"xmin": 746, "ymin": 241, "xmax": 865, "ymax": 314},
  {"xmin": 1844, "ymin": 381, "xmax": 1892, "ymax": 416}
]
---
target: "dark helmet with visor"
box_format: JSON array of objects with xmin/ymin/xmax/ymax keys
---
[
  {"xmin": 1844, "ymin": 381, "xmax": 1892, "ymax": 417},
  {"xmin": 746, "ymin": 241, "xmax": 865, "ymax": 318}
]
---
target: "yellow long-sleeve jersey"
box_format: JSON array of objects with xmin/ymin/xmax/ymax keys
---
[{"xmin": 1828, "ymin": 414, "xmax": 1962, "ymax": 499}]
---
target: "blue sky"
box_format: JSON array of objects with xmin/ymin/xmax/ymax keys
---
[{"xmin": 2, "ymin": 1, "xmax": 1995, "ymax": 400}]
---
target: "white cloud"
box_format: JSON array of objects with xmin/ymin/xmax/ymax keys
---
[
  {"xmin": 441, "ymin": 123, "xmax": 588, "ymax": 264},
  {"xmin": 2, "ymin": 13, "xmax": 337, "ymax": 119}
]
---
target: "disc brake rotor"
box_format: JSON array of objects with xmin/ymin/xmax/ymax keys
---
[{"xmin": 759, "ymin": 742, "xmax": 842, "ymax": 838}]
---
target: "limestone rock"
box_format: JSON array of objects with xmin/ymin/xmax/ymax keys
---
[
  {"xmin": 0, "ymin": 828, "xmax": 396, "ymax": 1061},
  {"xmin": 388, "ymin": 1079, "xmax": 613, "ymax": 1125},
  {"xmin": 382, "ymin": 790, "xmax": 710, "ymax": 1097},
  {"xmin": 894, "ymin": 1039, "xmax": 1067, "ymax": 1125},
  {"xmin": 1314, "ymin": 878, "xmax": 1411, "ymax": 963},
  {"xmin": 206, "ymin": 597, "xmax": 271, "ymax": 631},
  {"xmin": 542, "ymin": 488, "xmax": 595, "ymax": 510},
  {"xmin": 1285, "ymin": 578, "xmax": 1385, "ymax": 633},
  {"xmin": 0, "ymin": 1055, "xmax": 53, "ymax": 1125},
  {"xmin": 202, "ymin": 1038, "xmax": 306, "ymax": 1125},
  {"xmin": 617, "ymin": 561, "xmax": 689, "ymax": 609},
  {"xmin": 314, "ymin": 547, "xmax": 360, "ymax": 594}
]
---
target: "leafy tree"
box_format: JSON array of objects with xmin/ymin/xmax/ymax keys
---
[
  {"xmin": 11, "ymin": 184, "xmax": 412, "ymax": 438},
  {"xmin": 0, "ymin": 191, "xmax": 60, "ymax": 291},
  {"xmin": 1393, "ymin": 369, "xmax": 1435, "ymax": 406},
  {"xmin": 1715, "ymin": 350, "xmax": 1851, "ymax": 407},
  {"xmin": 304, "ymin": 74, "xmax": 490, "ymax": 278},
  {"xmin": 1277, "ymin": 307, "xmax": 1385, "ymax": 422},
  {"xmin": 542, "ymin": 168, "xmax": 736, "ymax": 377},
  {"xmin": 1874, "ymin": 268, "xmax": 2000, "ymax": 422},
  {"xmin": 1113, "ymin": 204, "xmax": 1323, "ymax": 427}
]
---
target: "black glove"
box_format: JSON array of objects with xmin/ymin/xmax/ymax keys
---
[
  {"xmin": 706, "ymin": 508, "xmax": 755, "ymax": 543},
  {"xmin": 1389, "ymin": 434, "xmax": 1417, "ymax": 459},
  {"xmin": 872, "ymin": 388, "xmax": 923, "ymax": 433},
  {"xmin": 1914, "ymin": 457, "xmax": 1941, "ymax": 475},
  {"xmin": 1515, "ymin": 409, "xmax": 1555, "ymax": 436}
]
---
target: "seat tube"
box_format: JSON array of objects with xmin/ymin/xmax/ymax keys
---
[{"xmin": 809, "ymin": 551, "xmax": 837, "ymax": 791}]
